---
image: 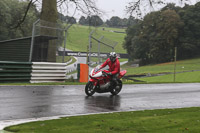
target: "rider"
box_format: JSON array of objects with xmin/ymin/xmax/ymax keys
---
[{"xmin": 99, "ymin": 52, "xmax": 120, "ymax": 85}]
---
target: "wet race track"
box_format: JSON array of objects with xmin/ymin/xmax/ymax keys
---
[{"xmin": 0, "ymin": 83, "xmax": 200, "ymax": 127}]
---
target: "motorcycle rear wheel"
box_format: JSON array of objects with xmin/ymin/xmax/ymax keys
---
[
  {"xmin": 110, "ymin": 80, "xmax": 122, "ymax": 95},
  {"xmin": 85, "ymin": 81, "xmax": 96, "ymax": 96}
]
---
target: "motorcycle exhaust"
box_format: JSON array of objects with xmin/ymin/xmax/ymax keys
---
[{"xmin": 100, "ymin": 81, "xmax": 111, "ymax": 89}]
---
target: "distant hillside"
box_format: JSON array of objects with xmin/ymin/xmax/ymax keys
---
[{"xmin": 65, "ymin": 25, "xmax": 127, "ymax": 54}]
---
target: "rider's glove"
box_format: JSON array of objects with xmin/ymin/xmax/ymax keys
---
[
  {"xmin": 107, "ymin": 72, "xmax": 112, "ymax": 76},
  {"xmin": 96, "ymin": 66, "xmax": 101, "ymax": 71},
  {"xmin": 95, "ymin": 66, "xmax": 101, "ymax": 72}
]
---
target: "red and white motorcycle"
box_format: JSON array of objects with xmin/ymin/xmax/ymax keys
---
[{"xmin": 85, "ymin": 65, "xmax": 127, "ymax": 96}]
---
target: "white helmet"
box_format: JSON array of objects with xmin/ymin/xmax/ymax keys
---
[{"xmin": 109, "ymin": 52, "xmax": 117, "ymax": 62}]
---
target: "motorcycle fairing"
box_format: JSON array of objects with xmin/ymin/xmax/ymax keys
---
[{"xmin": 118, "ymin": 70, "xmax": 127, "ymax": 78}]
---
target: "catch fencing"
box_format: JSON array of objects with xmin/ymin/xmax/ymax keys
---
[
  {"xmin": 30, "ymin": 19, "xmax": 71, "ymax": 63},
  {"xmin": 88, "ymin": 30, "xmax": 118, "ymax": 66}
]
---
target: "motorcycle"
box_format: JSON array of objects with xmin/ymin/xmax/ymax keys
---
[{"xmin": 85, "ymin": 65, "xmax": 127, "ymax": 96}]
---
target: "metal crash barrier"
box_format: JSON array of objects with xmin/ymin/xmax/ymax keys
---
[{"xmin": 0, "ymin": 61, "xmax": 67, "ymax": 83}]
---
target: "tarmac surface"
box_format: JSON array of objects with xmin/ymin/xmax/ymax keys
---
[{"xmin": 0, "ymin": 83, "xmax": 200, "ymax": 129}]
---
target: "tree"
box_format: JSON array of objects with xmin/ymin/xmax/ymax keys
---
[
  {"xmin": 66, "ymin": 16, "xmax": 76, "ymax": 24},
  {"xmin": 149, "ymin": 10, "xmax": 184, "ymax": 63},
  {"xmin": 15, "ymin": 0, "xmax": 101, "ymax": 62},
  {"xmin": 58, "ymin": 13, "xmax": 77, "ymax": 24},
  {"xmin": 124, "ymin": 0, "xmax": 200, "ymax": 64},
  {"xmin": 0, "ymin": 0, "xmax": 38, "ymax": 41},
  {"xmin": 105, "ymin": 16, "xmax": 139, "ymax": 28},
  {"xmin": 39, "ymin": 0, "xmax": 58, "ymax": 62},
  {"xmin": 15, "ymin": 0, "xmax": 101, "ymax": 28},
  {"xmin": 123, "ymin": 9, "xmax": 184, "ymax": 64},
  {"xmin": 40, "ymin": 0, "xmax": 57, "ymax": 23},
  {"xmin": 106, "ymin": 16, "xmax": 122, "ymax": 27},
  {"xmin": 126, "ymin": 0, "xmax": 198, "ymax": 18},
  {"xmin": 177, "ymin": 2, "xmax": 200, "ymax": 59},
  {"xmin": 79, "ymin": 16, "xmax": 87, "ymax": 25},
  {"xmin": 123, "ymin": 22, "xmax": 142, "ymax": 60},
  {"xmin": 58, "ymin": 12, "xmax": 66, "ymax": 21},
  {"xmin": 85, "ymin": 15, "xmax": 103, "ymax": 26},
  {"xmin": 127, "ymin": 16, "xmax": 139, "ymax": 27}
]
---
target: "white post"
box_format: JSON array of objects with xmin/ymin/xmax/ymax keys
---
[{"xmin": 174, "ymin": 47, "xmax": 177, "ymax": 82}]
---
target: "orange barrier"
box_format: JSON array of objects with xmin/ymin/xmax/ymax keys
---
[{"xmin": 79, "ymin": 64, "xmax": 89, "ymax": 82}]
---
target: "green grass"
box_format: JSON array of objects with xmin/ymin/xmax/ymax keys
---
[
  {"xmin": 134, "ymin": 71, "xmax": 200, "ymax": 83},
  {"xmin": 118, "ymin": 58, "xmax": 128, "ymax": 62},
  {"xmin": 66, "ymin": 56, "xmax": 77, "ymax": 66},
  {"xmin": 122, "ymin": 57, "xmax": 200, "ymax": 83},
  {"xmin": 66, "ymin": 25, "xmax": 126, "ymax": 53},
  {"xmin": 122, "ymin": 58, "xmax": 200, "ymax": 75},
  {"xmin": 0, "ymin": 82, "xmax": 85, "ymax": 86},
  {"xmin": 4, "ymin": 107, "xmax": 200, "ymax": 132},
  {"xmin": 56, "ymin": 56, "xmax": 76, "ymax": 65},
  {"xmin": 56, "ymin": 56, "xmax": 71, "ymax": 63}
]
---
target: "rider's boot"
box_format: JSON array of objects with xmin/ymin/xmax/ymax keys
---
[{"xmin": 111, "ymin": 74, "xmax": 119, "ymax": 88}]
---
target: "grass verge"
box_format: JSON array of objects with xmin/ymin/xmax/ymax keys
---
[
  {"xmin": 67, "ymin": 56, "xmax": 77, "ymax": 66},
  {"xmin": 122, "ymin": 57, "xmax": 200, "ymax": 83},
  {"xmin": 56, "ymin": 56, "xmax": 71, "ymax": 63},
  {"xmin": 4, "ymin": 107, "xmax": 200, "ymax": 132},
  {"xmin": 0, "ymin": 82, "xmax": 85, "ymax": 86},
  {"xmin": 135, "ymin": 71, "xmax": 200, "ymax": 83},
  {"xmin": 122, "ymin": 58, "xmax": 200, "ymax": 76}
]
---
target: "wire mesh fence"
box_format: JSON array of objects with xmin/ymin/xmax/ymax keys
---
[
  {"xmin": 30, "ymin": 19, "xmax": 71, "ymax": 62},
  {"xmin": 88, "ymin": 30, "xmax": 118, "ymax": 66}
]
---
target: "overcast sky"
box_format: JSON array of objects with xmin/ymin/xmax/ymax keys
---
[
  {"xmin": 57, "ymin": 0, "xmax": 133, "ymax": 21},
  {"xmin": 96, "ymin": 0, "xmax": 199, "ymax": 20},
  {"xmin": 95, "ymin": 0, "xmax": 132, "ymax": 21},
  {"xmin": 55, "ymin": 0, "xmax": 199, "ymax": 21},
  {"xmin": 75, "ymin": 0, "xmax": 198, "ymax": 21}
]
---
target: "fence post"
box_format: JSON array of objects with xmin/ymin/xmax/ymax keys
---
[
  {"xmin": 88, "ymin": 30, "xmax": 94, "ymax": 65},
  {"xmin": 88, "ymin": 30, "xmax": 118, "ymax": 65},
  {"xmin": 62, "ymin": 24, "xmax": 72, "ymax": 63},
  {"xmin": 174, "ymin": 47, "xmax": 177, "ymax": 82},
  {"xmin": 62, "ymin": 30, "xmax": 67, "ymax": 63},
  {"xmin": 98, "ymin": 36, "xmax": 104, "ymax": 64},
  {"xmin": 29, "ymin": 19, "xmax": 40, "ymax": 62},
  {"xmin": 86, "ymin": 45, "xmax": 89, "ymax": 64}
]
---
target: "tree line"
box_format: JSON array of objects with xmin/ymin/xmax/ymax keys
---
[
  {"xmin": 79, "ymin": 16, "xmax": 139, "ymax": 27},
  {"xmin": 123, "ymin": 2, "xmax": 200, "ymax": 65},
  {"xmin": 0, "ymin": 0, "xmax": 38, "ymax": 41},
  {"xmin": 0, "ymin": 0, "xmax": 138, "ymax": 41},
  {"xmin": 59, "ymin": 14, "xmax": 139, "ymax": 28}
]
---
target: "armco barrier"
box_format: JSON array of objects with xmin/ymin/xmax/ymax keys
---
[
  {"xmin": 30, "ymin": 62, "xmax": 67, "ymax": 83},
  {"xmin": 0, "ymin": 61, "xmax": 67, "ymax": 83},
  {"xmin": 0, "ymin": 61, "xmax": 32, "ymax": 83}
]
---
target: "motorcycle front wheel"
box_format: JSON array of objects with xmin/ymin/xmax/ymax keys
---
[
  {"xmin": 85, "ymin": 81, "xmax": 96, "ymax": 96},
  {"xmin": 110, "ymin": 80, "xmax": 122, "ymax": 95}
]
